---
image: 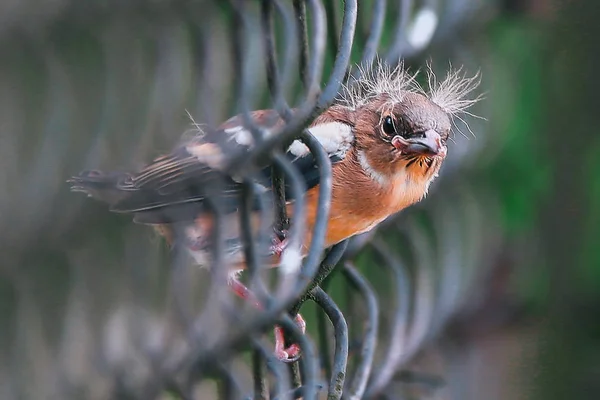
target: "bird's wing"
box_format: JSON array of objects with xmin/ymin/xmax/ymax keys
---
[
  {"xmin": 96, "ymin": 110, "xmax": 355, "ymax": 223},
  {"xmin": 265, "ymin": 119, "xmax": 355, "ymax": 197}
]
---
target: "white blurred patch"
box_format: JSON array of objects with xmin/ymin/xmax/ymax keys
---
[
  {"xmin": 103, "ymin": 308, "xmax": 131, "ymax": 367},
  {"xmin": 407, "ymin": 8, "xmax": 438, "ymax": 51},
  {"xmin": 280, "ymin": 246, "xmax": 302, "ymax": 275},
  {"xmin": 288, "ymin": 140, "xmax": 310, "ymax": 157},
  {"xmin": 225, "ymin": 126, "xmax": 254, "ymax": 146},
  {"xmin": 186, "ymin": 142, "xmax": 225, "ymax": 169}
]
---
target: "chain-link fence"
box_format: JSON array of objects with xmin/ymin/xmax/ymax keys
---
[{"xmin": 0, "ymin": 1, "xmax": 500, "ymax": 399}]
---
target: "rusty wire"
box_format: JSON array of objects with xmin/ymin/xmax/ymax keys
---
[{"xmin": 0, "ymin": 0, "xmax": 497, "ymax": 399}]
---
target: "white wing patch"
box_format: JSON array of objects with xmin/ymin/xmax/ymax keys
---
[
  {"xmin": 224, "ymin": 121, "xmax": 354, "ymax": 160},
  {"xmin": 287, "ymin": 122, "xmax": 354, "ymax": 159}
]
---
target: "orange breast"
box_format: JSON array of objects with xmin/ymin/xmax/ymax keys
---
[
  {"xmin": 294, "ymin": 182, "xmax": 389, "ymax": 253},
  {"xmin": 322, "ymin": 213, "xmax": 382, "ymax": 246}
]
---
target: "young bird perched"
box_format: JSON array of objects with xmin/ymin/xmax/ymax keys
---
[{"xmin": 69, "ymin": 62, "xmax": 480, "ymax": 361}]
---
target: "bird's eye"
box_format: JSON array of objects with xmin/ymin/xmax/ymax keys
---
[{"xmin": 382, "ymin": 116, "xmax": 396, "ymax": 136}]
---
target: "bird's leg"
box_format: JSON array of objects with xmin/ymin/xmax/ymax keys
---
[
  {"xmin": 228, "ymin": 277, "xmax": 262, "ymax": 309},
  {"xmin": 228, "ymin": 277, "xmax": 306, "ymax": 362}
]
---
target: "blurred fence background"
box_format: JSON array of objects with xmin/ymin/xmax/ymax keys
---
[{"xmin": 1, "ymin": 0, "xmax": 599, "ymax": 399}]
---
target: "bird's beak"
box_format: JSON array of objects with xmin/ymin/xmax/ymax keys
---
[{"xmin": 392, "ymin": 129, "xmax": 442, "ymax": 156}]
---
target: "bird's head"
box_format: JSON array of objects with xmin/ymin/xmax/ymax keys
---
[
  {"xmin": 335, "ymin": 61, "xmax": 481, "ymax": 188},
  {"xmin": 352, "ymin": 92, "xmax": 451, "ymax": 183}
]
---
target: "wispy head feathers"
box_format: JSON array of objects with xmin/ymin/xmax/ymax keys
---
[
  {"xmin": 427, "ymin": 63, "xmax": 483, "ymax": 116},
  {"xmin": 336, "ymin": 61, "xmax": 421, "ymax": 110},
  {"xmin": 335, "ymin": 59, "xmax": 482, "ymax": 119}
]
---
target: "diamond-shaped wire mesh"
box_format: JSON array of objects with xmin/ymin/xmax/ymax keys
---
[{"xmin": 0, "ymin": 1, "xmax": 497, "ymax": 399}]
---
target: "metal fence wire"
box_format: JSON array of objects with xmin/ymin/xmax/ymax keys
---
[{"xmin": 0, "ymin": 0, "xmax": 497, "ymax": 399}]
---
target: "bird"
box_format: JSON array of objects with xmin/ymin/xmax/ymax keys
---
[{"xmin": 69, "ymin": 61, "xmax": 481, "ymax": 361}]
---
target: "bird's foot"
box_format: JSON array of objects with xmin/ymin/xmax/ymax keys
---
[
  {"xmin": 273, "ymin": 313, "xmax": 306, "ymax": 363},
  {"xmin": 270, "ymin": 229, "xmax": 289, "ymax": 256},
  {"xmin": 229, "ymin": 278, "xmax": 306, "ymax": 362}
]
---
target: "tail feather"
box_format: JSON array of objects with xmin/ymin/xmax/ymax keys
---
[{"xmin": 68, "ymin": 170, "xmax": 131, "ymax": 206}]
